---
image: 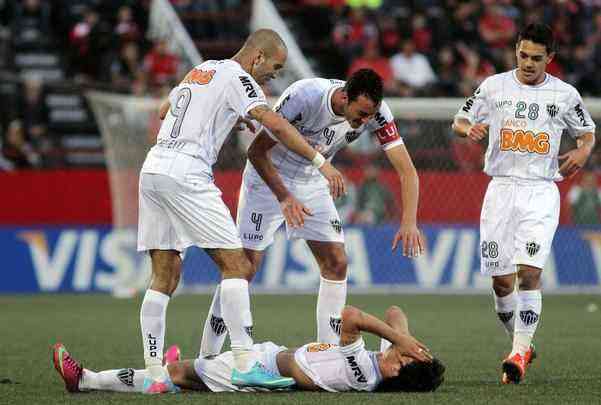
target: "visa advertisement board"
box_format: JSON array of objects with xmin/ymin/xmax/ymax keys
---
[{"xmin": 2, "ymin": 225, "xmax": 600, "ymax": 293}]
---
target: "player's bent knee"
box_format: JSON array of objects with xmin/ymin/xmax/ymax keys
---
[
  {"xmin": 385, "ymin": 305, "xmax": 403, "ymax": 318},
  {"xmin": 321, "ymin": 253, "xmax": 348, "ymax": 281},
  {"xmin": 341, "ymin": 305, "xmax": 360, "ymax": 321},
  {"xmin": 492, "ymin": 284, "xmax": 513, "ymax": 297},
  {"xmin": 517, "ymin": 266, "xmax": 542, "ymax": 290}
]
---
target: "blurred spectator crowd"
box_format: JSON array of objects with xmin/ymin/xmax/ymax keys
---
[
  {"xmin": 290, "ymin": 0, "xmax": 601, "ymax": 98},
  {"xmin": 1, "ymin": 0, "xmax": 601, "ymax": 214}
]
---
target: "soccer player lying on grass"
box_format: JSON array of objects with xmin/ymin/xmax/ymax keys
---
[{"xmin": 53, "ymin": 305, "xmax": 444, "ymax": 394}]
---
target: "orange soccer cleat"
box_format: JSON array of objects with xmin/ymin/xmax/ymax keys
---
[{"xmin": 501, "ymin": 345, "xmax": 537, "ymax": 384}]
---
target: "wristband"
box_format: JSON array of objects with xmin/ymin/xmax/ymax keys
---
[{"xmin": 311, "ymin": 152, "xmax": 326, "ymax": 169}]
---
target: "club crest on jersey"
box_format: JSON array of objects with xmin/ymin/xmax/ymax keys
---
[
  {"xmin": 330, "ymin": 219, "xmax": 342, "ymax": 234},
  {"xmin": 345, "ymin": 131, "xmax": 360, "ymax": 143},
  {"xmin": 245, "ymin": 326, "xmax": 254, "ymax": 338},
  {"xmin": 546, "ymin": 103, "xmax": 559, "ymax": 118},
  {"xmin": 526, "ymin": 241, "xmax": 540, "ymax": 257},
  {"xmin": 117, "ymin": 368, "xmax": 135, "ymax": 387},
  {"xmin": 238, "ymin": 76, "xmax": 257, "ymax": 98}
]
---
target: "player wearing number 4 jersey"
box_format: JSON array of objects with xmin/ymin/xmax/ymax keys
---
[
  {"xmin": 199, "ymin": 69, "xmax": 425, "ymax": 360},
  {"xmin": 136, "ymin": 29, "xmax": 345, "ymax": 393},
  {"xmin": 452, "ymin": 23, "xmax": 596, "ymax": 384}
]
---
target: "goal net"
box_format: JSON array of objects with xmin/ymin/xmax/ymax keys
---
[
  {"xmin": 87, "ymin": 91, "xmax": 160, "ymax": 296},
  {"xmin": 88, "ymin": 91, "xmax": 601, "ymax": 294}
]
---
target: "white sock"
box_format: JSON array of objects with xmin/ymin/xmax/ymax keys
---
[
  {"xmin": 220, "ymin": 278, "xmax": 254, "ymax": 371},
  {"xmin": 200, "ymin": 284, "xmax": 228, "ymax": 358},
  {"xmin": 511, "ymin": 289, "xmax": 542, "ymax": 357},
  {"xmin": 140, "ymin": 289, "xmax": 170, "ymax": 380},
  {"xmin": 493, "ymin": 290, "xmax": 517, "ymax": 341},
  {"xmin": 317, "ymin": 277, "xmax": 347, "ymax": 344},
  {"xmin": 79, "ymin": 368, "xmax": 148, "ymax": 392}
]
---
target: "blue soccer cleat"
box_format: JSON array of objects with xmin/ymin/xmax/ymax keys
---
[{"xmin": 231, "ymin": 361, "xmax": 295, "ymax": 389}]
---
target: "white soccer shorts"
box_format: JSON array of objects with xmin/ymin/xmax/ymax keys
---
[
  {"xmin": 193, "ymin": 341, "xmax": 287, "ymax": 392},
  {"xmin": 137, "ymin": 173, "xmax": 242, "ymax": 252},
  {"xmin": 480, "ymin": 177, "xmax": 560, "ymax": 277},
  {"xmin": 236, "ymin": 179, "xmax": 344, "ymax": 250}
]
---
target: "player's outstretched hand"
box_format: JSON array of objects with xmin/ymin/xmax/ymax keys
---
[
  {"xmin": 280, "ymin": 195, "xmax": 313, "ymax": 228},
  {"xmin": 393, "ymin": 335, "xmax": 432, "ymax": 363},
  {"xmin": 559, "ymin": 147, "xmax": 590, "ymax": 178},
  {"xmin": 467, "ymin": 123, "xmax": 489, "ymax": 142},
  {"xmin": 319, "ymin": 161, "xmax": 346, "ymax": 199},
  {"xmin": 392, "ymin": 224, "xmax": 425, "ymax": 257}
]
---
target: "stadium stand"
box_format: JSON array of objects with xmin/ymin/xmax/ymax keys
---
[{"xmin": 2, "ymin": 0, "xmax": 601, "ymax": 174}]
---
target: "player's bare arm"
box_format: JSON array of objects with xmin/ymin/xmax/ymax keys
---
[
  {"xmin": 339, "ymin": 306, "xmax": 431, "ymax": 362},
  {"xmin": 559, "ymin": 131, "xmax": 596, "ymax": 178},
  {"xmin": 248, "ymin": 104, "xmax": 346, "ymax": 199},
  {"xmin": 158, "ymin": 98, "xmax": 170, "ymax": 120},
  {"xmin": 247, "ymin": 131, "xmax": 313, "ymax": 228},
  {"xmin": 384, "ymin": 305, "xmax": 410, "ymax": 336},
  {"xmin": 385, "ymin": 145, "xmax": 425, "ymax": 257},
  {"xmin": 451, "ymin": 117, "xmax": 488, "ymax": 142}
]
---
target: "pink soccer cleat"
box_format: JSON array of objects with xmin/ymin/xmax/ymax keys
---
[
  {"xmin": 163, "ymin": 345, "xmax": 181, "ymax": 366},
  {"xmin": 52, "ymin": 343, "xmax": 83, "ymax": 393}
]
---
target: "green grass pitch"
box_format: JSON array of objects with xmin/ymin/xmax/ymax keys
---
[{"xmin": 1, "ymin": 294, "xmax": 600, "ymax": 404}]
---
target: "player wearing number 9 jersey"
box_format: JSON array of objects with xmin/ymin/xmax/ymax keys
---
[
  {"xmin": 452, "ymin": 23, "xmax": 596, "ymax": 384},
  {"xmin": 135, "ymin": 29, "xmax": 346, "ymax": 393}
]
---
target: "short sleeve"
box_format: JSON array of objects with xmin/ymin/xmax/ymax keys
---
[
  {"xmin": 564, "ymin": 89, "xmax": 596, "ymax": 138},
  {"xmin": 368, "ymin": 101, "xmax": 404, "ymax": 151},
  {"xmin": 339, "ymin": 337, "xmax": 366, "ymax": 356},
  {"xmin": 455, "ymin": 79, "xmax": 491, "ymax": 124},
  {"xmin": 274, "ymin": 90, "xmax": 305, "ymax": 123},
  {"xmin": 263, "ymin": 87, "xmax": 307, "ymax": 142},
  {"xmin": 227, "ymin": 73, "xmax": 268, "ymax": 118}
]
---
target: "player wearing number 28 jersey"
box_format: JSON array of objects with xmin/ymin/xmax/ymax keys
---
[{"xmin": 452, "ymin": 23, "xmax": 595, "ymax": 384}]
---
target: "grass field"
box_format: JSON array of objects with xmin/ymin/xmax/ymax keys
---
[{"xmin": 1, "ymin": 294, "xmax": 600, "ymax": 404}]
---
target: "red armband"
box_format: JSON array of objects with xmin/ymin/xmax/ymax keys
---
[{"xmin": 375, "ymin": 122, "xmax": 400, "ymax": 146}]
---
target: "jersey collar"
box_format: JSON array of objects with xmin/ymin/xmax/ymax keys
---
[
  {"xmin": 325, "ymin": 83, "xmax": 346, "ymax": 121},
  {"xmin": 369, "ymin": 351, "xmax": 383, "ymax": 386},
  {"xmin": 511, "ymin": 69, "xmax": 549, "ymax": 88}
]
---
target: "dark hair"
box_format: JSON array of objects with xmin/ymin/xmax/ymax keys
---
[
  {"xmin": 517, "ymin": 23, "xmax": 555, "ymax": 54},
  {"xmin": 344, "ymin": 69, "xmax": 383, "ymax": 105},
  {"xmin": 375, "ymin": 358, "xmax": 445, "ymax": 392}
]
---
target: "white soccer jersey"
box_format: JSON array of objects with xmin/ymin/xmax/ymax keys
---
[
  {"xmin": 455, "ymin": 69, "xmax": 595, "ymax": 181},
  {"xmin": 294, "ymin": 339, "xmax": 382, "ymax": 392},
  {"xmin": 243, "ymin": 78, "xmax": 404, "ymax": 185},
  {"xmin": 141, "ymin": 60, "xmax": 268, "ymax": 180}
]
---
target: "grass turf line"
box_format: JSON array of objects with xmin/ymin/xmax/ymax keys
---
[{"xmin": 1, "ymin": 294, "xmax": 600, "ymax": 404}]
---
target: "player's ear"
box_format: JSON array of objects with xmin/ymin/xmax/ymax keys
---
[
  {"xmin": 546, "ymin": 51, "xmax": 555, "ymax": 64},
  {"xmin": 254, "ymin": 50, "xmax": 265, "ymax": 68}
]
